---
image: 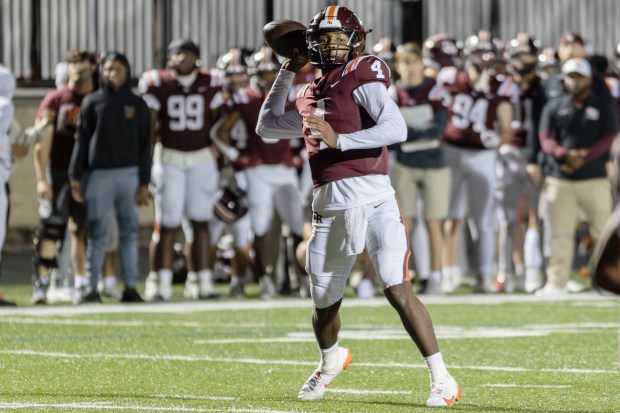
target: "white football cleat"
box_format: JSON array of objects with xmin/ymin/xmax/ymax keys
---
[
  {"xmin": 184, "ymin": 272, "xmax": 199, "ymax": 300},
  {"xmin": 426, "ymin": 374, "xmax": 462, "ymax": 407},
  {"xmin": 298, "ymin": 347, "xmax": 352, "ymax": 401},
  {"xmin": 259, "ymin": 275, "xmax": 277, "ymax": 300},
  {"xmin": 198, "ymin": 272, "xmax": 220, "ymax": 298},
  {"xmin": 524, "ymin": 267, "xmax": 543, "ymax": 293}
]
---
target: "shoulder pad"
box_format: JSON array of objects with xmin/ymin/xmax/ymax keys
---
[
  {"xmin": 138, "ymin": 69, "xmax": 161, "ymax": 93},
  {"xmin": 343, "ymin": 55, "xmax": 390, "ymax": 86}
]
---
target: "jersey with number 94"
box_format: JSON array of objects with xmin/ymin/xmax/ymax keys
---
[
  {"xmin": 139, "ymin": 69, "xmax": 223, "ymax": 152},
  {"xmin": 438, "ymin": 67, "xmax": 510, "ymax": 149}
]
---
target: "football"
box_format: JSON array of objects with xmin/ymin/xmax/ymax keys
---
[{"xmin": 263, "ymin": 19, "xmax": 308, "ymax": 59}]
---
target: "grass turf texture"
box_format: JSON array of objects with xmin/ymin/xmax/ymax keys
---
[{"xmin": 0, "ymin": 286, "xmax": 618, "ymax": 412}]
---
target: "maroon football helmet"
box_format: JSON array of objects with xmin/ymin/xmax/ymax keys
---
[
  {"xmin": 248, "ymin": 46, "xmax": 281, "ymax": 74},
  {"xmin": 213, "ymin": 180, "xmax": 248, "ymax": 224},
  {"xmin": 306, "ymin": 5, "xmax": 370, "ymax": 69},
  {"xmin": 373, "ymin": 37, "xmax": 397, "ymax": 61},
  {"xmin": 506, "ymin": 33, "xmax": 539, "ymax": 59},
  {"xmin": 423, "ymin": 33, "xmax": 460, "ymax": 69},
  {"xmin": 463, "ymin": 30, "xmax": 500, "ymax": 72},
  {"xmin": 216, "ymin": 48, "xmax": 249, "ymax": 74}
]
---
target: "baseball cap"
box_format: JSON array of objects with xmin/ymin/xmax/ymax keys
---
[
  {"xmin": 562, "ymin": 57, "xmax": 591, "ymax": 77},
  {"xmin": 167, "ymin": 39, "xmax": 201, "ymax": 57},
  {"xmin": 559, "ymin": 31, "xmax": 584, "ymax": 46}
]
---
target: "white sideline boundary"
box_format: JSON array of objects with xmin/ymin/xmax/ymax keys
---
[{"xmin": 0, "ymin": 293, "xmax": 616, "ymax": 317}]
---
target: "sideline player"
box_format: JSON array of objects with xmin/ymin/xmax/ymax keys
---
[{"xmin": 139, "ymin": 40, "xmax": 222, "ymax": 300}]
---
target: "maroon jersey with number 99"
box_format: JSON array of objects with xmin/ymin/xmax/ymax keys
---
[{"xmin": 139, "ymin": 69, "xmax": 223, "ymax": 152}]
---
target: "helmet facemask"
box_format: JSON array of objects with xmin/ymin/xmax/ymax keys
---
[{"xmin": 307, "ymin": 29, "xmax": 362, "ymax": 69}]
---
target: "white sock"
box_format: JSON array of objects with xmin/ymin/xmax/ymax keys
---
[
  {"xmin": 198, "ymin": 269, "xmax": 213, "ymax": 282},
  {"xmin": 430, "ymin": 270, "xmax": 442, "ymax": 283},
  {"xmin": 74, "ymin": 275, "xmax": 87, "ymax": 289},
  {"xmin": 186, "ymin": 271, "xmax": 198, "ymax": 283},
  {"xmin": 147, "ymin": 271, "xmax": 158, "ymax": 281},
  {"xmin": 524, "ymin": 228, "xmax": 542, "ymax": 269},
  {"xmin": 319, "ymin": 342, "xmax": 339, "ymax": 373},
  {"xmin": 159, "ymin": 269, "xmax": 173, "ymax": 285},
  {"xmin": 104, "ymin": 276, "xmax": 117, "ymax": 289},
  {"xmin": 424, "ymin": 352, "xmax": 449, "ymax": 384},
  {"xmin": 159, "ymin": 268, "xmax": 172, "ymax": 278},
  {"xmin": 514, "ymin": 262, "xmax": 525, "ymax": 278}
]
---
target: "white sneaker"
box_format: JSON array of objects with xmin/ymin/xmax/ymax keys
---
[
  {"xmin": 426, "ymin": 374, "xmax": 462, "ymax": 407},
  {"xmin": 356, "ymin": 279, "xmax": 374, "ymax": 299},
  {"xmin": 566, "ymin": 279, "xmax": 587, "ymax": 293},
  {"xmin": 441, "ymin": 267, "xmax": 463, "ymax": 293},
  {"xmin": 184, "ymin": 272, "xmax": 199, "ymax": 300},
  {"xmin": 100, "ymin": 278, "xmax": 122, "ymax": 300},
  {"xmin": 259, "ymin": 275, "xmax": 277, "ymax": 300},
  {"xmin": 535, "ymin": 283, "xmax": 568, "ymax": 297},
  {"xmin": 423, "ymin": 278, "xmax": 444, "ymax": 295},
  {"xmin": 47, "ymin": 285, "xmax": 73, "ymax": 304},
  {"xmin": 198, "ymin": 272, "xmax": 220, "ymax": 298},
  {"xmin": 30, "ymin": 285, "xmax": 47, "ymax": 305},
  {"xmin": 144, "ymin": 272, "xmax": 159, "ymax": 301},
  {"xmin": 524, "ymin": 268, "xmax": 543, "ymax": 293},
  {"xmin": 298, "ymin": 347, "xmax": 352, "ymax": 401}
]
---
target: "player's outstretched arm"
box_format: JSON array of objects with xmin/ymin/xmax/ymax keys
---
[{"xmin": 256, "ymin": 69, "xmax": 303, "ymax": 140}]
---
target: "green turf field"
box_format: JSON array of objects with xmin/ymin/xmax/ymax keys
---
[{"xmin": 0, "ymin": 290, "xmax": 618, "ymax": 412}]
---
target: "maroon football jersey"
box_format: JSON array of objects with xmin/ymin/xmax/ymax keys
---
[
  {"xmin": 296, "ymin": 55, "xmax": 391, "ymax": 187},
  {"xmin": 394, "ymin": 77, "xmax": 445, "ymax": 110},
  {"xmin": 37, "ymin": 86, "xmax": 86, "ymax": 171},
  {"xmin": 439, "ymin": 67, "xmax": 511, "ymax": 149},
  {"xmin": 140, "ymin": 69, "xmax": 222, "ymax": 152},
  {"xmin": 229, "ymin": 87, "xmax": 296, "ymax": 168}
]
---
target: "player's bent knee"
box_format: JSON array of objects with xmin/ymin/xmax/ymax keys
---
[{"xmin": 309, "ymin": 273, "xmax": 346, "ymax": 309}]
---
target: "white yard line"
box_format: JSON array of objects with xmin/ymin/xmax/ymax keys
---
[
  {"xmin": 0, "ymin": 402, "xmax": 294, "ymax": 412},
  {"xmin": 327, "ymin": 389, "xmax": 412, "ymax": 395},
  {"xmin": 482, "ymin": 384, "xmax": 572, "ymax": 388},
  {"xmin": 154, "ymin": 394, "xmax": 236, "ymax": 401},
  {"xmin": 0, "ymin": 317, "xmax": 203, "ymax": 328},
  {"xmin": 0, "ymin": 293, "xmax": 615, "ymax": 316},
  {"xmin": 2, "ymin": 349, "xmax": 617, "ymax": 375},
  {"xmin": 194, "ymin": 322, "xmax": 618, "ymax": 344}
]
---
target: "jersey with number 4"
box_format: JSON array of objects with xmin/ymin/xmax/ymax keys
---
[
  {"xmin": 438, "ymin": 67, "xmax": 511, "ymax": 149},
  {"xmin": 296, "ymin": 55, "xmax": 391, "ymax": 186},
  {"xmin": 139, "ymin": 69, "xmax": 222, "ymax": 152}
]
